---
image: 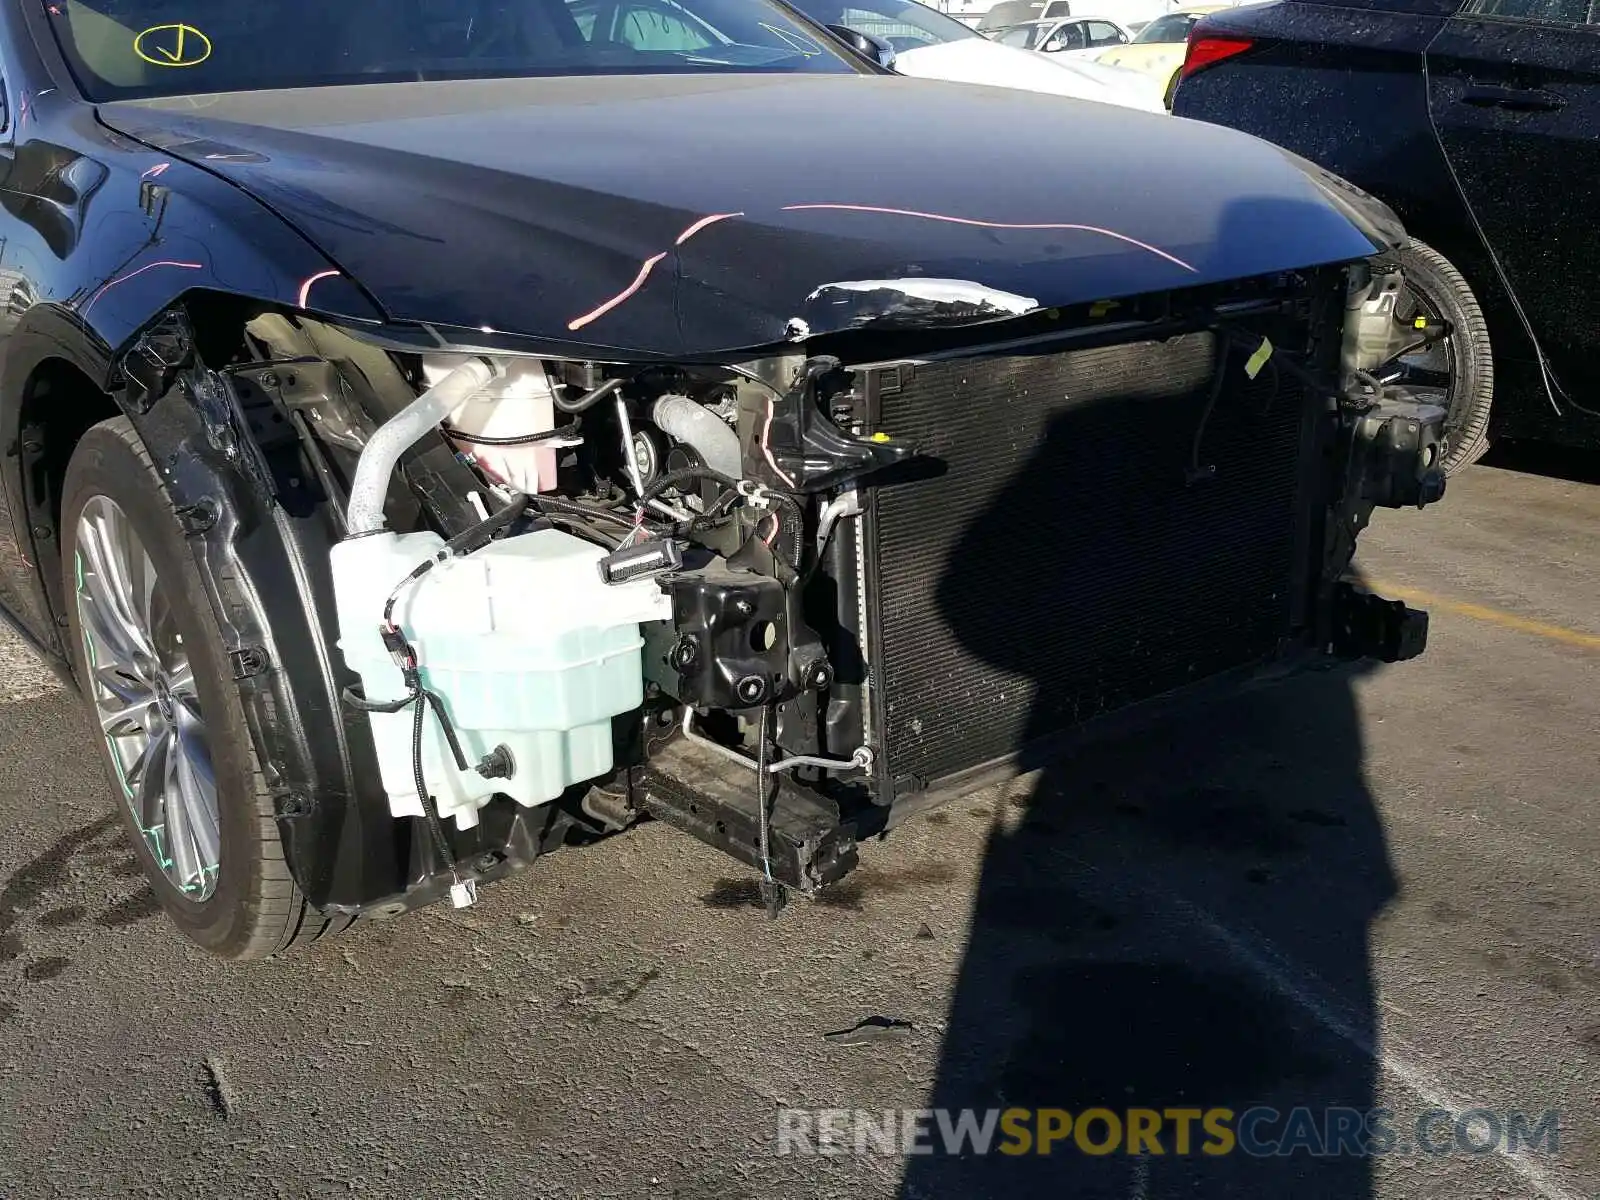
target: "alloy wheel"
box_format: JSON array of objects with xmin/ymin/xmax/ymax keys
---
[{"xmin": 74, "ymin": 496, "xmax": 221, "ymax": 899}]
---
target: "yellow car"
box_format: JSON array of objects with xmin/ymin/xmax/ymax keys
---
[{"xmin": 1092, "ymin": 5, "xmax": 1231, "ymax": 107}]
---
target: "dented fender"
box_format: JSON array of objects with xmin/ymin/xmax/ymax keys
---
[{"xmin": 0, "ymin": 97, "xmax": 380, "ymax": 397}]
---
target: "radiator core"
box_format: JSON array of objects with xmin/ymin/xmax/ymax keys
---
[{"xmin": 863, "ymin": 326, "xmax": 1316, "ymax": 794}]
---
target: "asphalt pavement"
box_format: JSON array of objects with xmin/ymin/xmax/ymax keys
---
[{"xmin": 0, "ymin": 451, "xmax": 1595, "ymax": 1200}]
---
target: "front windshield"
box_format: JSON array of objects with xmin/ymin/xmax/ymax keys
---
[
  {"xmin": 44, "ymin": 0, "xmax": 857, "ymax": 101},
  {"xmin": 786, "ymin": 0, "xmax": 980, "ymax": 48},
  {"xmin": 1131, "ymin": 11, "xmax": 1203, "ymax": 42},
  {"xmin": 993, "ymin": 22, "xmax": 1045, "ymax": 47}
]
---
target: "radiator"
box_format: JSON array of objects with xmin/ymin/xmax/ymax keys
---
[{"xmin": 862, "ymin": 327, "xmax": 1317, "ymax": 795}]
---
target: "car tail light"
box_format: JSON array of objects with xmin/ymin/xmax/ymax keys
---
[{"xmin": 1180, "ymin": 34, "xmax": 1255, "ymax": 81}]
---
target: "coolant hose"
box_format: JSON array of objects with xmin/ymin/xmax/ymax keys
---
[
  {"xmin": 344, "ymin": 357, "xmax": 498, "ymax": 536},
  {"xmin": 651, "ymin": 393, "xmax": 743, "ymax": 481}
]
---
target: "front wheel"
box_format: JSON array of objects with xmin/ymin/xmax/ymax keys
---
[
  {"xmin": 1387, "ymin": 238, "xmax": 1496, "ymax": 474},
  {"xmin": 61, "ymin": 416, "xmax": 340, "ymax": 958}
]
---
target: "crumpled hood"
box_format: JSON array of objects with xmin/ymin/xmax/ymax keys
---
[{"xmin": 102, "ymin": 73, "xmax": 1400, "ymax": 357}]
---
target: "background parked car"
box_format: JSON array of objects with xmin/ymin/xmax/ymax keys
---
[
  {"xmin": 976, "ymin": 0, "xmax": 1077, "ymax": 29},
  {"xmin": 1172, "ymin": 0, "xmax": 1600, "ymax": 468},
  {"xmin": 796, "ymin": 0, "xmax": 1169, "ymax": 108},
  {"xmin": 975, "ymin": 0, "xmax": 1181, "ymax": 29},
  {"xmin": 1093, "ymin": 4, "xmax": 1230, "ymax": 104},
  {"xmin": 991, "ymin": 15, "xmax": 1135, "ymax": 54}
]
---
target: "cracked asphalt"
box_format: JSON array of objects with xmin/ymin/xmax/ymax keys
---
[{"xmin": 0, "ymin": 451, "xmax": 1595, "ymax": 1200}]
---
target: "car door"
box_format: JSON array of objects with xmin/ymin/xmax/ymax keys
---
[{"xmin": 1426, "ymin": 0, "xmax": 1600, "ymax": 401}]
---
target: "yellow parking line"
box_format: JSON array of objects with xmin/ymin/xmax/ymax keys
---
[{"xmin": 1369, "ymin": 580, "xmax": 1600, "ymax": 652}]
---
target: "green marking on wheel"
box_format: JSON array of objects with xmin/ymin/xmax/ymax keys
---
[{"xmin": 144, "ymin": 823, "xmax": 174, "ymax": 869}]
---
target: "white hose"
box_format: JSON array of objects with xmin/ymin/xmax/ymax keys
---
[
  {"xmin": 651, "ymin": 393, "xmax": 743, "ymax": 481},
  {"xmin": 345, "ymin": 357, "xmax": 498, "ymax": 536}
]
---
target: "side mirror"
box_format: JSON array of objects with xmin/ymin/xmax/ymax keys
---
[{"xmin": 825, "ymin": 24, "xmax": 898, "ymax": 69}]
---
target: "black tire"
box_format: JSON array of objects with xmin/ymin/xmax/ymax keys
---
[
  {"xmin": 1390, "ymin": 238, "xmax": 1495, "ymax": 473},
  {"xmin": 61, "ymin": 416, "xmax": 342, "ymax": 958}
]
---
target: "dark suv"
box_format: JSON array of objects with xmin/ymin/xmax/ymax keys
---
[{"xmin": 1173, "ymin": 0, "xmax": 1600, "ymax": 469}]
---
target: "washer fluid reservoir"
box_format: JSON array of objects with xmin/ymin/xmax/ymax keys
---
[{"xmin": 331, "ymin": 527, "xmax": 671, "ymax": 829}]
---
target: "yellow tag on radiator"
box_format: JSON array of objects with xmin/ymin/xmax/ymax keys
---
[
  {"xmin": 1414, "ymin": 316, "xmax": 1428, "ymax": 329},
  {"xmin": 870, "ymin": 432, "xmax": 892, "ymax": 443},
  {"xmin": 1244, "ymin": 337, "xmax": 1274, "ymax": 380}
]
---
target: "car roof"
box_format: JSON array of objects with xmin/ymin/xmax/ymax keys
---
[{"xmin": 1011, "ymin": 13, "xmax": 1126, "ymax": 25}]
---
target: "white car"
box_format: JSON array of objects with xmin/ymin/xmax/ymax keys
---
[
  {"xmin": 794, "ymin": 0, "xmax": 1168, "ymax": 111},
  {"xmin": 977, "ymin": 0, "xmax": 1179, "ymax": 30},
  {"xmin": 991, "ymin": 16, "xmax": 1135, "ymax": 58}
]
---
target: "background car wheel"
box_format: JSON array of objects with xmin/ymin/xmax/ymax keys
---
[
  {"xmin": 61, "ymin": 417, "xmax": 346, "ymax": 958},
  {"xmin": 1385, "ymin": 238, "xmax": 1495, "ymax": 474}
]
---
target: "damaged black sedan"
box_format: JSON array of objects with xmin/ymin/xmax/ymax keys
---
[{"xmin": 1, "ymin": 0, "xmax": 1446, "ymax": 957}]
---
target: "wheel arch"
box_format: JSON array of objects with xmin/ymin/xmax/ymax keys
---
[
  {"xmin": 10, "ymin": 290, "xmax": 639, "ymax": 918},
  {"xmin": 5, "ymin": 293, "xmax": 412, "ymax": 911}
]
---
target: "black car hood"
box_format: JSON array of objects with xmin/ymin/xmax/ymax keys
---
[{"xmin": 101, "ymin": 74, "xmax": 1399, "ymax": 357}]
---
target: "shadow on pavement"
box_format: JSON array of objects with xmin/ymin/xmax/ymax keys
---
[{"xmin": 899, "ymin": 390, "xmax": 1398, "ymax": 1198}]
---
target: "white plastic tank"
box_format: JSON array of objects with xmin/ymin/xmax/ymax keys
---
[
  {"xmin": 331, "ymin": 527, "xmax": 672, "ymax": 829},
  {"xmin": 428, "ymin": 353, "xmax": 560, "ymax": 494}
]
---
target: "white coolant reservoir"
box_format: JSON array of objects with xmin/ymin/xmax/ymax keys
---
[
  {"xmin": 426, "ymin": 353, "xmax": 559, "ymax": 493},
  {"xmin": 331, "ymin": 528, "xmax": 671, "ymax": 829}
]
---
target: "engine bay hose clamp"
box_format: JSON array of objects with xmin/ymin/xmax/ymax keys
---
[{"xmin": 736, "ymin": 479, "xmax": 776, "ymax": 509}]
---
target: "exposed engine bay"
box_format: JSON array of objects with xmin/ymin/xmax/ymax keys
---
[{"xmin": 122, "ymin": 257, "xmax": 1448, "ymax": 920}]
